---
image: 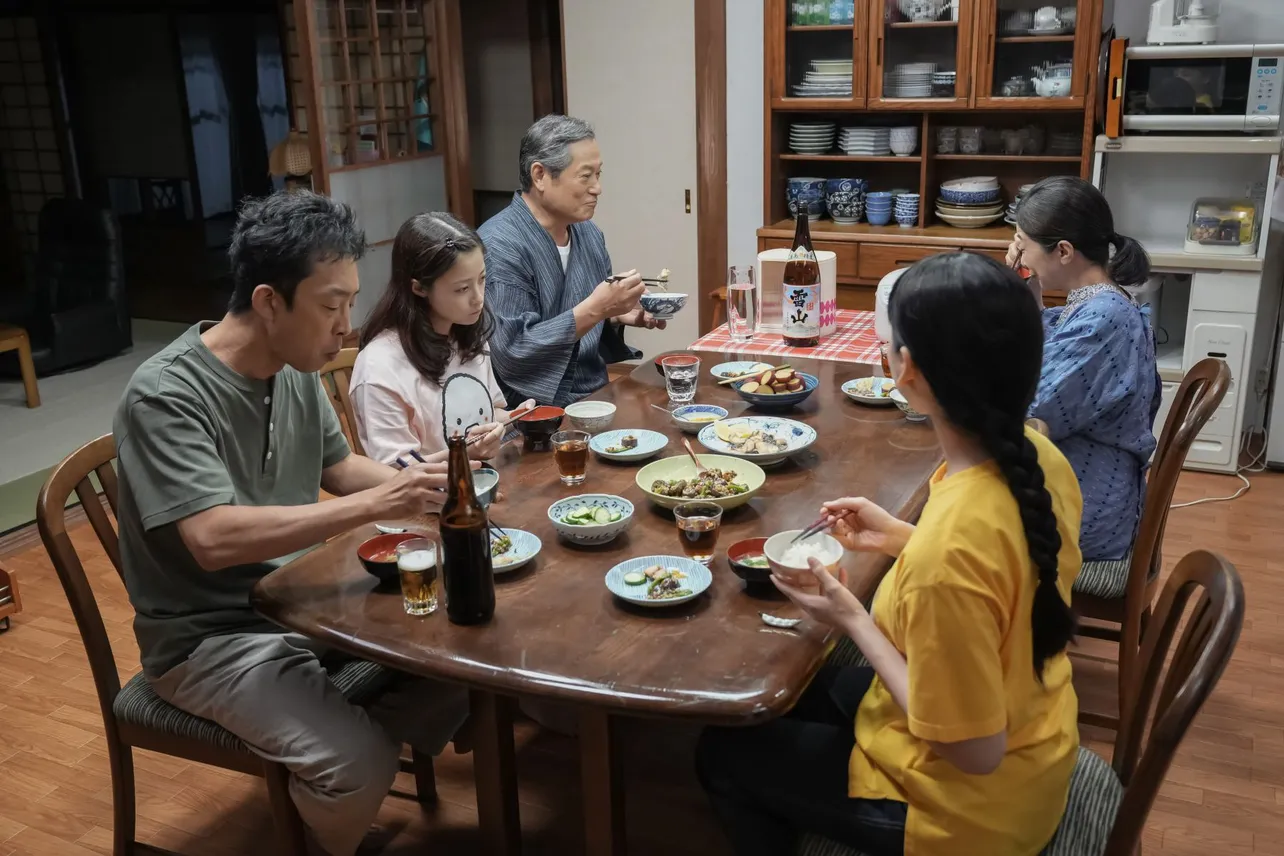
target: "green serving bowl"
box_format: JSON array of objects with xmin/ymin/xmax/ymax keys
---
[{"xmin": 634, "ymin": 454, "xmax": 766, "ymax": 511}]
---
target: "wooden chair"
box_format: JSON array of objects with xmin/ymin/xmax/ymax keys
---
[
  {"xmin": 37, "ymin": 435, "xmax": 436, "ymax": 856},
  {"xmin": 710, "ymin": 286, "xmax": 728, "ymax": 331},
  {"xmin": 319, "ymin": 347, "xmax": 365, "ymax": 456},
  {"xmin": 1073, "ymin": 357, "xmax": 1230, "ymax": 731},
  {"xmin": 797, "ymin": 548, "xmax": 1244, "ymax": 856}
]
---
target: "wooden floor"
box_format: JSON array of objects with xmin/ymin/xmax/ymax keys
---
[{"xmin": 2, "ymin": 470, "xmax": 1284, "ymax": 855}]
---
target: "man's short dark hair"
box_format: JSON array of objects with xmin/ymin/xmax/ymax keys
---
[{"xmin": 227, "ymin": 191, "xmax": 368, "ymax": 314}]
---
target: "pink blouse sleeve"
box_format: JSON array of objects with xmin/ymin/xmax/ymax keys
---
[{"xmin": 350, "ymin": 380, "xmax": 426, "ymax": 465}]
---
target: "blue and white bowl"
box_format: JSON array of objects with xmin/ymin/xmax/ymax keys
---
[
  {"xmin": 786, "ymin": 177, "xmax": 826, "ymax": 221},
  {"xmin": 697, "ymin": 415, "xmax": 818, "ymax": 467},
  {"xmin": 867, "ymin": 208, "xmax": 892, "ymax": 226},
  {"xmin": 670, "ymin": 403, "xmax": 729, "ymax": 434},
  {"xmin": 733, "ymin": 371, "xmax": 818, "ymax": 410},
  {"xmin": 589, "ymin": 429, "xmax": 669, "ymax": 462},
  {"xmin": 939, "ymin": 187, "xmax": 1001, "ymax": 205},
  {"xmin": 490, "ymin": 528, "xmax": 542, "ymax": 574},
  {"xmin": 605, "ymin": 554, "xmax": 712, "ymax": 608},
  {"xmin": 638, "ymin": 292, "xmax": 689, "ymax": 320},
  {"xmin": 826, "ymin": 188, "xmax": 864, "ymax": 224},
  {"xmin": 826, "ymin": 177, "xmax": 866, "ymax": 196},
  {"xmin": 548, "ymin": 494, "xmax": 635, "ymax": 545}
]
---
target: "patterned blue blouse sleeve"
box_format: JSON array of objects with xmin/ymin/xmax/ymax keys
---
[{"xmin": 1029, "ymin": 296, "xmax": 1149, "ymax": 442}]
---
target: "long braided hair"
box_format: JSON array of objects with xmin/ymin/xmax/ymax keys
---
[{"xmin": 888, "ymin": 252, "xmax": 1076, "ymax": 678}]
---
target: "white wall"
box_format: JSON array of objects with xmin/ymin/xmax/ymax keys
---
[
  {"xmin": 1112, "ymin": 0, "xmax": 1284, "ymax": 43},
  {"xmin": 727, "ymin": 0, "xmax": 766, "ymax": 272},
  {"xmin": 460, "ymin": 0, "xmax": 535, "ymax": 192},
  {"xmin": 329, "ymin": 156, "xmax": 448, "ymax": 324},
  {"xmin": 562, "ymin": 0, "xmax": 700, "ymax": 360}
]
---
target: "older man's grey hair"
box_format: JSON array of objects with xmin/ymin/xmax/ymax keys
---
[{"xmin": 518, "ymin": 114, "xmax": 596, "ymax": 193}]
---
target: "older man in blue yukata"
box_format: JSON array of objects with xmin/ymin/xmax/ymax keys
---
[{"xmin": 479, "ymin": 114, "xmax": 664, "ymax": 409}]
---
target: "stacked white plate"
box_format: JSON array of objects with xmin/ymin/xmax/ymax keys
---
[
  {"xmin": 839, "ymin": 126, "xmax": 891, "ymax": 156},
  {"xmin": 885, "ymin": 62, "xmax": 936, "ymax": 98},
  {"xmin": 790, "ymin": 122, "xmax": 837, "ymax": 154},
  {"xmin": 792, "ymin": 58, "xmax": 853, "ymax": 97}
]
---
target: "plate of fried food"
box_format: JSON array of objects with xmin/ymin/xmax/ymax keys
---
[
  {"xmin": 842, "ymin": 376, "xmax": 896, "ymax": 407},
  {"xmin": 697, "ymin": 416, "xmax": 817, "ymax": 467},
  {"xmin": 635, "ymin": 453, "xmax": 766, "ymax": 510},
  {"xmin": 605, "ymin": 554, "xmax": 712, "ymax": 607}
]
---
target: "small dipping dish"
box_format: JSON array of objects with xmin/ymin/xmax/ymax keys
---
[
  {"xmin": 473, "ymin": 467, "xmax": 499, "ymax": 508},
  {"xmin": 726, "ymin": 536, "xmax": 773, "ymax": 595},
  {"xmin": 357, "ymin": 532, "xmax": 422, "ymax": 586},
  {"xmin": 516, "ymin": 405, "xmax": 566, "ymax": 452}
]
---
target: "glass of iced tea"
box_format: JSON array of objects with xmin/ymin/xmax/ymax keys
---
[
  {"xmin": 674, "ymin": 501, "xmax": 723, "ymax": 565},
  {"xmin": 552, "ymin": 430, "xmax": 590, "ymax": 486},
  {"xmin": 395, "ymin": 538, "xmax": 439, "ymax": 616}
]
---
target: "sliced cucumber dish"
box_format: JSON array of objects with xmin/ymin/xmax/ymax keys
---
[
  {"xmin": 622, "ymin": 571, "xmax": 647, "ymax": 585},
  {"xmin": 559, "ymin": 505, "xmax": 623, "ymax": 526}
]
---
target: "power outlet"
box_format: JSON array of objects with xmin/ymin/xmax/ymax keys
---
[{"xmin": 1249, "ymin": 181, "xmax": 1268, "ymax": 201}]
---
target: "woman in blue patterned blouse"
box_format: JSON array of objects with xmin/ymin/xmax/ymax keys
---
[{"xmin": 1007, "ymin": 176, "xmax": 1160, "ymax": 562}]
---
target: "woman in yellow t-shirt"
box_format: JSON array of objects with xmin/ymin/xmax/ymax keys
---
[{"xmin": 697, "ymin": 252, "xmax": 1083, "ymax": 856}]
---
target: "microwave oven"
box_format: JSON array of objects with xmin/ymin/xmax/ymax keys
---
[{"xmin": 1103, "ymin": 40, "xmax": 1283, "ymax": 137}]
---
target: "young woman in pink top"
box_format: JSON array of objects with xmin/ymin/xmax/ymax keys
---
[{"xmin": 350, "ymin": 212, "xmax": 536, "ymax": 465}]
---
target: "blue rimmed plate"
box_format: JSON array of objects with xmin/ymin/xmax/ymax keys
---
[
  {"xmin": 489, "ymin": 528, "xmax": 541, "ymax": 574},
  {"xmin": 842, "ymin": 376, "xmax": 896, "ymax": 406},
  {"xmin": 711, "ymin": 360, "xmax": 774, "ymax": 379},
  {"xmin": 605, "ymin": 554, "xmax": 712, "ymax": 608},
  {"xmin": 589, "ymin": 429, "xmax": 669, "ymax": 462},
  {"xmin": 697, "ymin": 416, "xmax": 817, "ymax": 467}
]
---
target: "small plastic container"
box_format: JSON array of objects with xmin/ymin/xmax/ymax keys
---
[{"xmin": 1184, "ymin": 197, "xmax": 1260, "ymax": 257}]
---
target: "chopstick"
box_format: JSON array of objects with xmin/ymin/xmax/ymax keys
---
[
  {"xmin": 791, "ymin": 517, "xmax": 832, "ymax": 545},
  {"xmin": 465, "ymin": 408, "xmax": 534, "ymax": 446},
  {"xmin": 717, "ymin": 363, "xmax": 791, "ymax": 386}
]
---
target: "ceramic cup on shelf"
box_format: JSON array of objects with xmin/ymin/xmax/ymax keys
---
[
  {"xmin": 959, "ymin": 126, "xmax": 982, "ymax": 154},
  {"xmin": 1033, "ymin": 5, "xmax": 1061, "ymax": 28},
  {"xmin": 1003, "ymin": 129, "xmax": 1024, "ymax": 155},
  {"xmin": 936, "ymin": 125, "xmax": 958, "ymax": 154}
]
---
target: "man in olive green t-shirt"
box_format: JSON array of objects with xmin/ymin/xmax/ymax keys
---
[{"xmin": 113, "ymin": 192, "xmax": 467, "ymax": 856}]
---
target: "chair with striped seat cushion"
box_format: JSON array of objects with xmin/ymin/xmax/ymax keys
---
[
  {"xmin": 112, "ymin": 658, "xmax": 396, "ymax": 756},
  {"xmin": 794, "ymin": 746, "xmax": 1120, "ymax": 856},
  {"xmin": 1072, "ymin": 359, "xmax": 1229, "ymax": 733},
  {"xmin": 1072, "ymin": 556, "xmax": 1132, "ymax": 599},
  {"xmin": 789, "ymin": 550, "xmax": 1242, "ymax": 856},
  {"xmin": 38, "ymin": 435, "xmax": 437, "ymax": 856}
]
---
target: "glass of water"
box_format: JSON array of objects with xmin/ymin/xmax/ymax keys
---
[
  {"xmin": 727, "ymin": 265, "xmax": 757, "ymax": 343},
  {"xmin": 660, "ymin": 355, "xmax": 701, "ymax": 404}
]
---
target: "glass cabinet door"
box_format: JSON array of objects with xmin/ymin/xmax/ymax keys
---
[
  {"xmin": 868, "ymin": 0, "xmax": 973, "ymax": 107},
  {"xmin": 974, "ymin": 0, "xmax": 1093, "ymax": 107},
  {"xmin": 773, "ymin": 0, "xmax": 867, "ymax": 106}
]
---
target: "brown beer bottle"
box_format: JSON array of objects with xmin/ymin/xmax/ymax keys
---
[
  {"xmin": 439, "ymin": 432, "xmax": 495, "ymax": 625},
  {"xmin": 781, "ymin": 210, "xmax": 821, "ymax": 348}
]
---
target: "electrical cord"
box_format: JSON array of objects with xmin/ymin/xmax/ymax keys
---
[{"xmin": 1169, "ymin": 427, "xmax": 1268, "ymax": 509}]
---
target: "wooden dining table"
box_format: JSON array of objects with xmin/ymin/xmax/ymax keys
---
[{"xmin": 252, "ymin": 350, "xmax": 942, "ymax": 856}]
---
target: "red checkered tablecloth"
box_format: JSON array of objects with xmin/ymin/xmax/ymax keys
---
[{"xmin": 690, "ymin": 309, "xmax": 881, "ymax": 365}]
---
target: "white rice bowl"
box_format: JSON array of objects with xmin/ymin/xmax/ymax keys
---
[{"xmin": 763, "ymin": 530, "xmax": 844, "ymax": 578}]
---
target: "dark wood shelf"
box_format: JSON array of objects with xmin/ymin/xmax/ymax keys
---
[
  {"xmin": 888, "ymin": 20, "xmax": 958, "ymax": 28},
  {"xmin": 761, "ymin": 217, "xmax": 1014, "ymax": 246},
  {"xmin": 781, "ymin": 153, "xmax": 920, "ymax": 163},
  {"xmin": 997, "ymin": 34, "xmax": 1075, "ymax": 43},
  {"xmin": 787, "ymin": 24, "xmax": 855, "ymax": 31},
  {"xmin": 934, "ymin": 154, "xmax": 1081, "ymax": 162}
]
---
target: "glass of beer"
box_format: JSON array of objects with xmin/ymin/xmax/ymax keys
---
[
  {"xmin": 674, "ymin": 501, "xmax": 723, "ymax": 565},
  {"xmin": 395, "ymin": 538, "xmax": 439, "ymax": 616},
  {"xmin": 552, "ymin": 430, "xmax": 590, "ymax": 486}
]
